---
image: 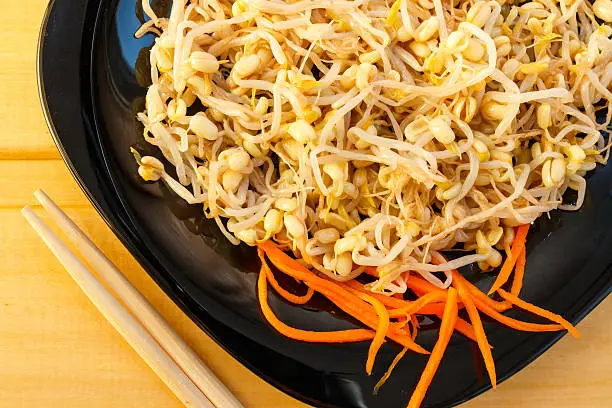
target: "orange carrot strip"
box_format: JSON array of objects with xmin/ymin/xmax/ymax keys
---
[
  {"xmin": 406, "ymin": 275, "xmax": 467, "ymax": 311},
  {"xmin": 259, "ymin": 244, "xmax": 378, "ymax": 317},
  {"xmin": 396, "ymin": 313, "xmax": 407, "ymax": 325},
  {"xmin": 319, "ymin": 284, "xmax": 427, "ymax": 353},
  {"xmin": 407, "ymin": 288, "xmax": 459, "ymax": 408},
  {"xmin": 410, "ymin": 315, "xmax": 420, "ymax": 340},
  {"xmin": 429, "ymin": 255, "xmax": 510, "ymax": 313},
  {"xmin": 406, "ymin": 282, "xmax": 478, "ymax": 342},
  {"xmin": 259, "ymin": 243, "xmax": 429, "ymax": 354},
  {"xmin": 342, "ymin": 281, "xmax": 412, "ymax": 309},
  {"xmin": 391, "ymin": 291, "xmax": 411, "ymax": 322},
  {"xmin": 396, "ymin": 319, "xmax": 409, "ymax": 330},
  {"xmin": 341, "ymin": 280, "xmax": 446, "ymax": 316},
  {"xmin": 359, "ymin": 268, "xmax": 448, "ymax": 312},
  {"xmin": 454, "ymin": 317, "xmax": 478, "ymax": 342},
  {"xmin": 388, "ymin": 291, "xmax": 448, "ymax": 318},
  {"xmin": 488, "ymin": 224, "xmax": 530, "ymax": 295},
  {"xmin": 497, "ymin": 289, "xmax": 580, "ymax": 338},
  {"xmin": 352, "ymin": 269, "xmax": 455, "ymax": 314},
  {"xmin": 451, "ymin": 271, "xmax": 511, "ymax": 312},
  {"xmin": 260, "ymin": 254, "xmax": 379, "ymax": 331},
  {"xmin": 338, "ymin": 285, "xmax": 414, "ymax": 333},
  {"xmin": 374, "ymin": 347, "xmax": 409, "ymax": 395},
  {"xmin": 322, "ymin": 289, "xmax": 382, "ymax": 323},
  {"xmin": 423, "ymin": 309, "xmax": 477, "ymax": 342},
  {"xmin": 406, "ymin": 275, "xmax": 447, "ymax": 295},
  {"xmin": 510, "ymin": 247, "xmax": 527, "ymax": 296},
  {"xmin": 262, "ymin": 257, "xmax": 314, "ymax": 305},
  {"xmin": 454, "ymin": 279, "xmax": 496, "ymax": 388},
  {"xmin": 388, "ymin": 305, "xmax": 444, "ymax": 318},
  {"xmin": 257, "ymin": 260, "xmax": 376, "ymax": 343},
  {"xmin": 356, "ymin": 293, "xmax": 390, "ymax": 375},
  {"xmin": 471, "ymin": 295, "xmax": 564, "ymax": 333}
]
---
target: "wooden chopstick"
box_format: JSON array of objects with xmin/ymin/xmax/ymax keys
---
[
  {"xmin": 22, "ymin": 206, "xmax": 213, "ymax": 408},
  {"xmin": 32, "ymin": 190, "xmax": 244, "ymax": 408}
]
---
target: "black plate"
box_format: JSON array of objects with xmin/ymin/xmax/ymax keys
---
[{"xmin": 38, "ymin": 1, "xmax": 612, "ymax": 407}]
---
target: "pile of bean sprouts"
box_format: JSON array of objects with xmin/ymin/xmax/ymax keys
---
[{"xmin": 134, "ymin": 0, "xmax": 612, "ymax": 294}]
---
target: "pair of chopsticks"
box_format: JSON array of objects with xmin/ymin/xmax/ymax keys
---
[{"xmin": 22, "ymin": 190, "xmax": 244, "ymax": 408}]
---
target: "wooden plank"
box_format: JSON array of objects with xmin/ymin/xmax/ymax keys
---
[
  {"xmin": 0, "ymin": 160, "xmax": 90, "ymax": 208},
  {"xmin": 0, "ymin": 0, "xmax": 60, "ymax": 158}
]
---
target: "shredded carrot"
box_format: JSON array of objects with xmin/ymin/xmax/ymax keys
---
[
  {"xmin": 256, "ymin": 239, "xmax": 580, "ymax": 408},
  {"xmin": 429, "ymin": 254, "xmax": 510, "ymax": 312},
  {"xmin": 454, "ymin": 278, "xmax": 496, "ymax": 387},
  {"xmin": 454, "ymin": 316, "xmax": 480, "ymax": 341},
  {"xmin": 510, "ymin": 247, "xmax": 527, "ymax": 296},
  {"xmin": 406, "ymin": 275, "xmax": 447, "ymax": 295},
  {"xmin": 342, "ymin": 280, "xmax": 445, "ymax": 317},
  {"xmin": 259, "ymin": 244, "xmax": 382, "ymax": 318},
  {"xmin": 396, "ymin": 319, "xmax": 409, "ymax": 330},
  {"xmin": 342, "ymin": 280, "xmax": 413, "ymax": 309},
  {"xmin": 319, "ymin": 281, "xmax": 424, "ymax": 350},
  {"xmin": 406, "ymin": 279, "xmax": 478, "ymax": 342},
  {"xmin": 388, "ymin": 306, "xmax": 443, "ymax": 319},
  {"xmin": 257, "ymin": 257, "xmax": 376, "ymax": 343},
  {"xmin": 339, "ymin": 284, "xmax": 413, "ymax": 334},
  {"xmin": 388, "ymin": 291, "xmax": 448, "ymax": 318},
  {"xmin": 261, "ymin": 254, "xmax": 314, "ymax": 305},
  {"xmin": 422, "ymin": 309, "xmax": 477, "ymax": 342},
  {"xmin": 406, "ymin": 274, "xmax": 472, "ymax": 311},
  {"xmin": 410, "ymin": 315, "xmax": 420, "ymax": 340},
  {"xmin": 488, "ymin": 224, "xmax": 530, "ymax": 295},
  {"xmin": 259, "ymin": 243, "xmax": 429, "ymax": 354},
  {"xmin": 497, "ymin": 289, "xmax": 580, "ymax": 338},
  {"xmin": 471, "ymin": 295, "xmax": 564, "ymax": 333},
  {"xmin": 374, "ymin": 347, "xmax": 409, "ymax": 395},
  {"xmin": 323, "ymin": 289, "xmax": 429, "ymax": 353},
  {"xmin": 451, "ymin": 271, "xmax": 511, "ymax": 312},
  {"xmin": 393, "ymin": 292, "xmax": 408, "ymax": 326},
  {"xmin": 260, "ymin": 247, "xmax": 377, "ymax": 328},
  {"xmin": 357, "ymin": 292, "xmax": 390, "ymax": 375},
  {"xmin": 408, "ymin": 288, "xmax": 459, "ymax": 408}
]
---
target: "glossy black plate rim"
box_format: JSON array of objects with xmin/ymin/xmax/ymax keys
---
[{"xmin": 36, "ymin": 1, "xmax": 612, "ymax": 407}]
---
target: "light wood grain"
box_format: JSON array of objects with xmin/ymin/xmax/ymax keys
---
[
  {"xmin": 0, "ymin": 0, "xmax": 60, "ymax": 159},
  {"xmin": 0, "ymin": 161, "xmax": 90, "ymax": 208},
  {"xmin": 0, "ymin": 1, "xmax": 610, "ymax": 407}
]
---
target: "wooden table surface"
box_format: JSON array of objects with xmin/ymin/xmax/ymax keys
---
[{"xmin": 1, "ymin": 1, "xmax": 611, "ymax": 407}]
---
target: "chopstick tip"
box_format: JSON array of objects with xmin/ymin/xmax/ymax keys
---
[
  {"xmin": 34, "ymin": 189, "xmax": 48, "ymax": 202},
  {"xmin": 21, "ymin": 206, "xmax": 36, "ymax": 223}
]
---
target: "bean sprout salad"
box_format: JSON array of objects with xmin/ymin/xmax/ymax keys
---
[{"xmin": 133, "ymin": 0, "xmax": 611, "ymax": 405}]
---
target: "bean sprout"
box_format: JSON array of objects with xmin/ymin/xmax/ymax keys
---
[{"xmin": 134, "ymin": 0, "xmax": 612, "ymax": 293}]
